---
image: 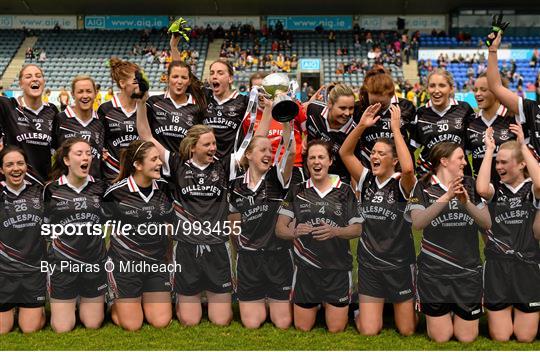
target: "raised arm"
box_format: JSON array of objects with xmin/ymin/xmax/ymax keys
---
[
  {"xmin": 390, "ymin": 105, "xmax": 416, "ymax": 195},
  {"xmin": 339, "ymin": 103, "xmax": 381, "ymax": 182},
  {"xmin": 510, "ymin": 123, "xmax": 540, "ymax": 197},
  {"xmin": 170, "ymin": 34, "xmax": 182, "ymax": 62},
  {"xmin": 280, "ymin": 121, "xmax": 296, "ymax": 184},
  {"xmin": 136, "ymin": 94, "xmax": 167, "ymax": 163},
  {"xmin": 475, "ymin": 127, "xmax": 496, "ymax": 200},
  {"xmin": 254, "ymin": 97, "xmax": 273, "ymax": 137},
  {"xmin": 486, "ymin": 32, "xmax": 519, "ymax": 115}
]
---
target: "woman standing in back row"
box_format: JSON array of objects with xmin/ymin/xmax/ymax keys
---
[
  {"xmin": 97, "ymin": 58, "xmax": 141, "ymax": 182},
  {"xmin": 170, "ymin": 34, "xmax": 248, "ymax": 160},
  {"xmin": 0, "ymin": 64, "xmax": 58, "ymax": 185},
  {"xmin": 410, "ymin": 69, "xmax": 475, "ymax": 177}
]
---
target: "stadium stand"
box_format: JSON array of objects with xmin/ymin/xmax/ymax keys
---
[
  {"xmin": 8, "ymin": 29, "xmax": 208, "ymax": 90},
  {"xmin": 420, "ymin": 34, "xmax": 540, "ymax": 47},
  {"xmin": 0, "ymin": 30, "xmax": 25, "ymax": 78},
  {"xmin": 224, "ymin": 31, "xmax": 405, "ymax": 87}
]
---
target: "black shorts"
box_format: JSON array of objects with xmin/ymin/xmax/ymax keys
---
[
  {"xmin": 416, "ymin": 268, "xmax": 482, "ymax": 321},
  {"xmin": 48, "ymin": 260, "xmax": 108, "ymax": 300},
  {"xmin": 236, "ymin": 249, "xmax": 294, "ymax": 301},
  {"xmin": 173, "ymin": 242, "xmax": 233, "ymax": 296},
  {"xmin": 358, "ymin": 263, "xmax": 415, "ymax": 302},
  {"xmin": 106, "ymin": 257, "xmax": 172, "ymax": 300},
  {"xmin": 0, "ymin": 271, "xmax": 46, "ymax": 312},
  {"xmin": 292, "ymin": 265, "xmax": 352, "ymax": 308},
  {"xmin": 484, "ymin": 259, "xmax": 540, "ymax": 313}
]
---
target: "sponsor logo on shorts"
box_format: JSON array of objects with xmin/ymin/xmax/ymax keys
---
[
  {"xmin": 164, "ymin": 282, "xmax": 171, "ymax": 287},
  {"xmin": 399, "ymin": 289, "xmax": 412, "ymax": 295},
  {"xmin": 37, "ymin": 296, "xmax": 46, "ymax": 301},
  {"xmin": 471, "ymin": 309, "xmax": 481, "ymax": 315},
  {"xmin": 338, "ymin": 296, "xmax": 348, "ymax": 302},
  {"xmin": 282, "ymin": 286, "xmax": 292, "ymax": 291},
  {"xmin": 529, "ymin": 302, "xmax": 540, "ymax": 307},
  {"xmin": 223, "ymin": 282, "xmax": 232, "ymax": 288},
  {"xmin": 97, "ymin": 284, "xmax": 108, "ymax": 291}
]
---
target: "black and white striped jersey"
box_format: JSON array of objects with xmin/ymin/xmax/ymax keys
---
[
  {"xmin": 146, "ymin": 92, "xmax": 203, "ymax": 153},
  {"xmin": 485, "ymin": 179, "xmax": 540, "ymax": 264},
  {"xmin": 465, "ymin": 104, "xmax": 518, "ymax": 182},
  {"xmin": 97, "ymin": 95, "xmax": 139, "ymax": 182},
  {"xmin": 103, "ymin": 176, "xmax": 174, "ymax": 262},
  {"xmin": 52, "ymin": 106, "xmax": 104, "ymax": 179},
  {"xmin": 202, "ymin": 89, "xmax": 248, "ymax": 159},
  {"xmin": 306, "ymin": 101, "xmax": 359, "ymax": 181},
  {"xmin": 411, "ymin": 99, "xmax": 474, "ymax": 176},
  {"xmin": 278, "ymin": 176, "xmax": 361, "ymax": 270},
  {"xmin": 405, "ymin": 175, "xmax": 484, "ymax": 276},
  {"xmin": 0, "ymin": 181, "xmax": 45, "ymax": 274},
  {"xmin": 0, "ymin": 96, "xmax": 58, "ymax": 185},
  {"xmin": 356, "ymin": 169, "xmax": 415, "ymax": 270},
  {"xmin": 162, "ymin": 150, "xmax": 235, "ymax": 245},
  {"xmin": 43, "ymin": 175, "xmax": 107, "ymax": 264},
  {"xmin": 229, "ymin": 166, "xmax": 290, "ymax": 251}
]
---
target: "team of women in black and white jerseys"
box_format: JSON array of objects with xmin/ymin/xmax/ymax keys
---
[{"xmin": 0, "ymin": 28, "xmax": 539, "ymax": 343}]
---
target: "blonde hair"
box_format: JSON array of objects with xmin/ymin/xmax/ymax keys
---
[
  {"xmin": 71, "ymin": 75, "xmax": 97, "ymax": 94},
  {"xmin": 18, "ymin": 64, "xmax": 44, "ymax": 81},
  {"xmin": 178, "ymin": 125, "xmax": 214, "ymax": 161},
  {"xmin": 427, "ymin": 68, "xmax": 455, "ymax": 89},
  {"xmin": 240, "ymin": 136, "xmax": 268, "ymax": 169},
  {"xmin": 499, "ymin": 140, "xmax": 528, "ymax": 177},
  {"xmin": 328, "ymin": 83, "xmax": 354, "ymax": 104}
]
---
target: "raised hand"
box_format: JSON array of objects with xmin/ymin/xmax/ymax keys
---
[
  {"xmin": 484, "ymin": 127, "xmax": 496, "ymax": 151},
  {"xmin": 389, "ymin": 104, "xmax": 402, "ymax": 131},
  {"xmin": 359, "ymin": 103, "xmax": 381, "ymax": 128},
  {"xmin": 486, "ymin": 14, "xmax": 509, "ymax": 48},
  {"xmin": 509, "ymin": 123, "xmax": 525, "ymax": 145}
]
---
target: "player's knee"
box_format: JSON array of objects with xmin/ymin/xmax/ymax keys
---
[
  {"xmin": 82, "ymin": 317, "xmax": 103, "ymax": 330},
  {"xmin": 428, "ymin": 327, "xmax": 453, "ymax": 343},
  {"xmin": 51, "ymin": 319, "xmax": 76, "ymax": 333},
  {"xmin": 358, "ymin": 322, "xmax": 382, "ymax": 336},
  {"xmin": 295, "ymin": 320, "xmax": 314, "ymax": 332},
  {"xmin": 489, "ymin": 328, "xmax": 512, "ymax": 342},
  {"xmin": 0, "ymin": 322, "xmax": 14, "ymax": 334},
  {"xmin": 454, "ymin": 329, "xmax": 478, "ymax": 343},
  {"xmin": 210, "ymin": 313, "xmax": 232, "ymax": 326},
  {"xmin": 242, "ymin": 316, "xmax": 263, "ymax": 329},
  {"xmin": 178, "ymin": 312, "xmax": 201, "ymax": 327},
  {"xmin": 120, "ymin": 317, "xmax": 143, "ymax": 331},
  {"xmin": 19, "ymin": 318, "xmax": 45, "ymax": 334},
  {"xmin": 272, "ymin": 315, "xmax": 292, "ymax": 330},
  {"xmin": 396, "ymin": 321, "xmax": 416, "ymax": 337},
  {"xmin": 147, "ymin": 314, "xmax": 171, "ymax": 329},
  {"xmin": 514, "ymin": 329, "xmax": 536, "ymax": 343},
  {"xmin": 327, "ymin": 322, "xmax": 347, "ymax": 333}
]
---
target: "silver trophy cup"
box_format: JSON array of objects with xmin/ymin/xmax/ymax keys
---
[{"xmin": 260, "ymin": 73, "xmax": 299, "ymax": 122}]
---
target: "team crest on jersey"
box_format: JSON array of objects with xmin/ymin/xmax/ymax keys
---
[
  {"xmin": 210, "ymin": 171, "xmax": 219, "ymax": 182},
  {"xmin": 454, "ymin": 117, "xmax": 463, "ymax": 130},
  {"xmin": 499, "ymin": 129, "xmax": 510, "ymax": 141},
  {"xmin": 334, "ymin": 204, "xmax": 343, "ymax": 216},
  {"xmin": 92, "ymin": 196, "xmax": 101, "ymax": 208},
  {"xmin": 32, "ymin": 198, "xmax": 41, "ymax": 209},
  {"xmin": 387, "ymin": 191, "xmax": 395, "ymax": 204}
]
